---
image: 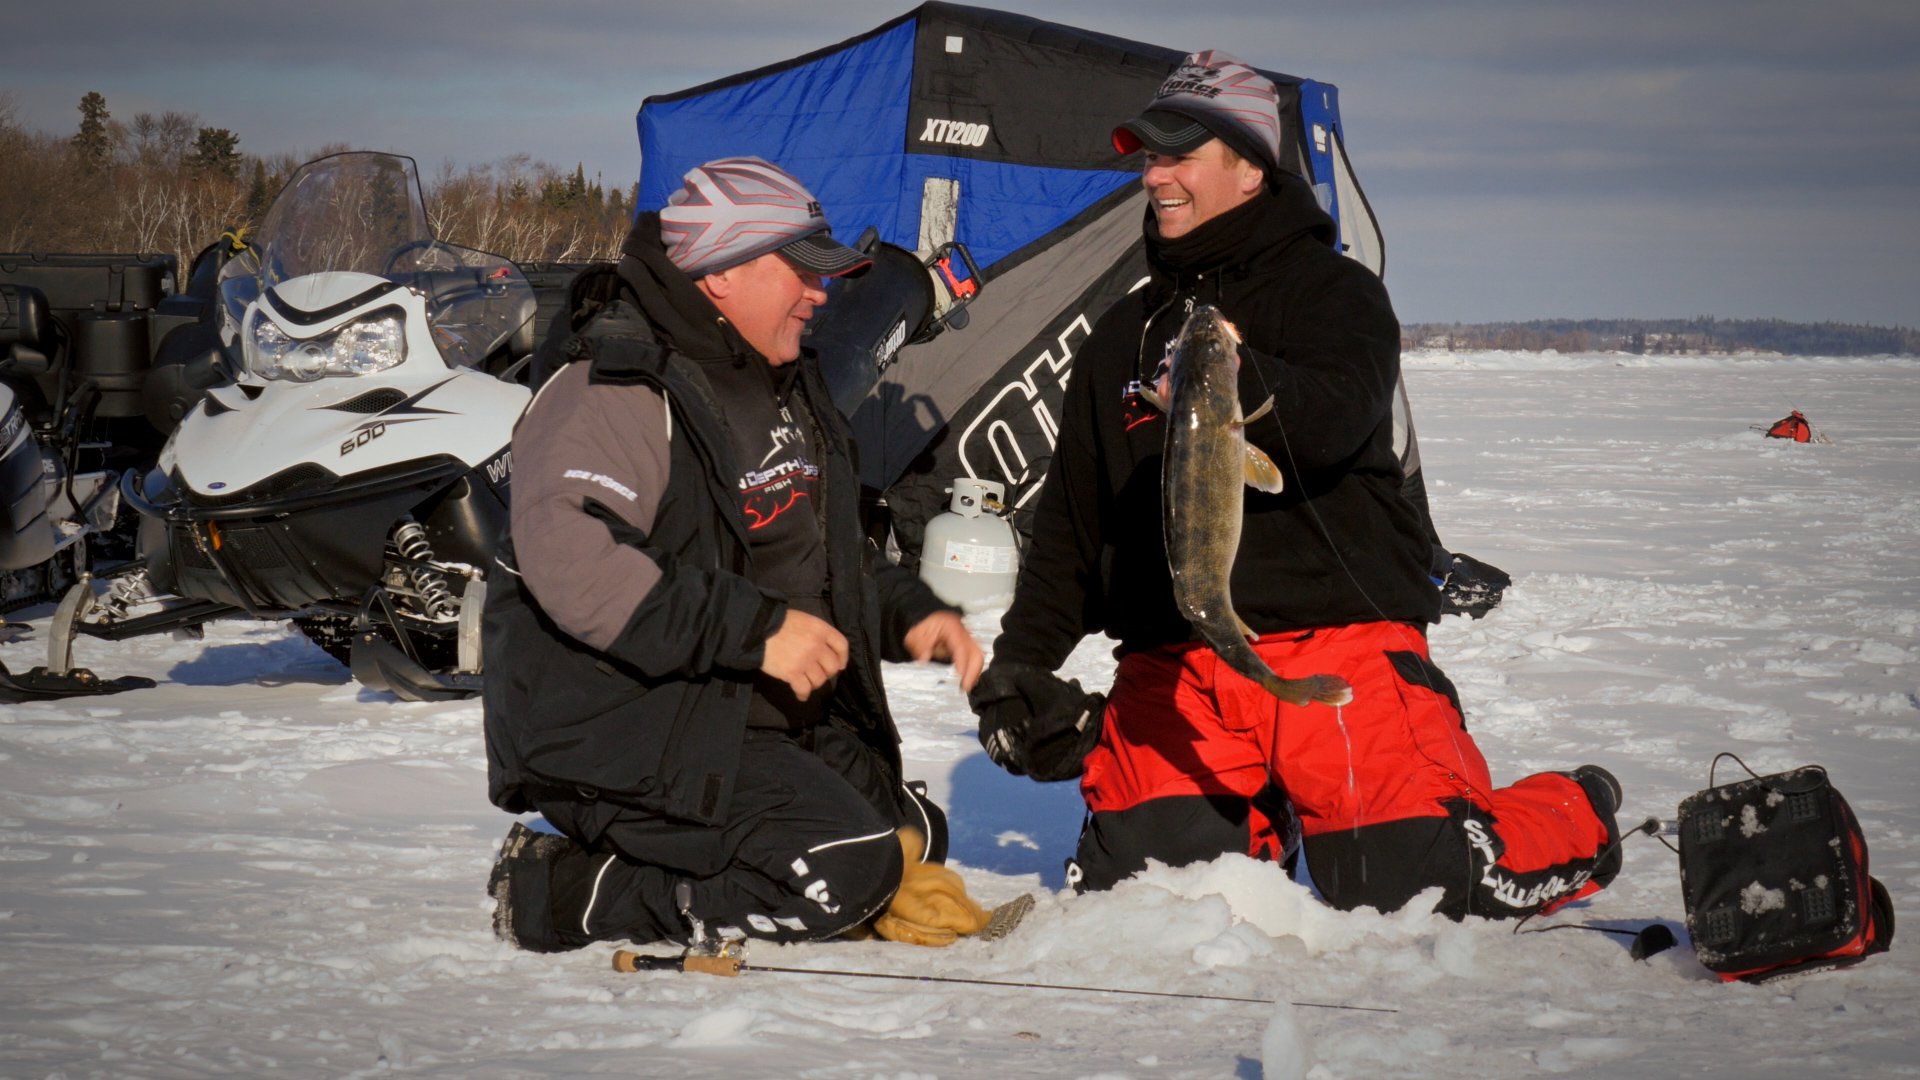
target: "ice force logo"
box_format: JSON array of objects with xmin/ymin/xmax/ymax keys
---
[
  {"xmin": 920, "ymin": 118, "xmax": 991, "ymax": 148},
  {"xmin": 1159, "ymin": 60, "xmax": 1224, "ymax": 98}
]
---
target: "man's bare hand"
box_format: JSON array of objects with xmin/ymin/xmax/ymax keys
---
[
  {"xmin": 902, "ymin": 610, "xmax": 984, "ymax": 694},
  {"xmin": 760, "ymin": 609, "xmax": 848, "ymax": 700}
]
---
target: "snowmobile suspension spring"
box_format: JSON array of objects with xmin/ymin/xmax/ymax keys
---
[
  {"xmin": 101, "ymin": 570, "xmax": 153, "ymax": 620},
  {"xmin": 391, "ymin": 520, "xmax": 458, "ymax": 621}
]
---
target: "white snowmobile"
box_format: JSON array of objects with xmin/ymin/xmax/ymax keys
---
[{"xmin": 45, "ymin": 152, "xmax": 536, "ymax": 701}]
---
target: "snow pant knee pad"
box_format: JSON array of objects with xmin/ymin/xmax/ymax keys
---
[
  {"xmin": 1679, "ymin": 763, "xmax": 1895, "ymax": 982},
  {"xmin": 1306, "ymin": 797, "xmax": 1612, "ymax": 920},
  {"xmin": 770, "ymin": 825, "xmax": 908, "ymax": 941},
  {"xmin": 1305, "ymin": 814, "xmax": 1473, "ymax": 917},
  {"xmin": 681, "ymin": 826, "xmax": 907, "ymax": 946},
  {"xmin": 1070, "ymin": 792, "xmax": 1281, "ymax": 894}
]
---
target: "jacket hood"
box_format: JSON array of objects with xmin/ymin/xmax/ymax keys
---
[
  {"xmin": 1143, "ymin": 170, "xmax": 1338, "ymax": 285},
  {"xmin": 620, "ymin": 211, "xmax": 757, "ymax": 364}
]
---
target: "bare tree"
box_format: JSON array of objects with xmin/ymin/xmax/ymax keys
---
[{"xmin": 7, "ymin": 102, "xmax": 627, "ymax": 268}]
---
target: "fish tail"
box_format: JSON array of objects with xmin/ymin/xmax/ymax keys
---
[
  {"xmin": 1256, "ymin": 671, "xmax": 1353, "ymax": 707},
  {"xmin": 1300, "ymin": 674, "xmax": 1355, "ymax": 707},
  {"xmin": 1208, "ymin": 631, "xmax": 1356, "ymax": 707}
]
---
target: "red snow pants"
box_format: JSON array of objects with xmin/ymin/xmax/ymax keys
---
[{"xmin": 1074, "ymin": 622, "xmax": 1618, "ymax": 918}]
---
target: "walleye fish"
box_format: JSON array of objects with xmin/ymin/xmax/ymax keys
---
[{"xmin": 1145, "ymin": 305, "xmax": 1353, "ymax": 707}]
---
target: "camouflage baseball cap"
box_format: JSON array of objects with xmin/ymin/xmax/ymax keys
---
[
  {"xmin": 1113, "ymin": 50, "xmax": 1283, "ymax": 174},
  {"xmin": 659, "ymin": 157, "xmax": 871, "ymax": 280}
]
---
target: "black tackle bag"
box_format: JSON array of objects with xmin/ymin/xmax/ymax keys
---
[{"xmin": 1678, "ymin": 760, "xmax": 1894, "ymax": 982}]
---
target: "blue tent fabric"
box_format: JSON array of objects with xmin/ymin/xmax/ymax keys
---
[{"xmin": 638, "ymin": 19, "xmax": 917, "ymax": 253}]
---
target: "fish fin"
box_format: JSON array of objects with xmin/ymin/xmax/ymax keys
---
[
  {"xmin": 1232, "ymin": 612, "xmax": 1258, "ymax": 640},
  {"xmin": 1242, "ymin": 443, "xmax": 1284, "ymax": 494},
  {"xmin": 1140, "ymin": 384, "xmax": 1169, "ymax": 413},
  {"xmin": 1263, "ymin": 673, "xmax": 1355, "ymax": 708},
  {"xmin": 1240, "ymin": 395, "xmax": 1274, "ymax": 425},
  {"xmin": 1310, "ymin": 675, "xmax": 1355, "ymax": 706}
]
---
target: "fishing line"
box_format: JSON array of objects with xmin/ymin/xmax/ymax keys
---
[
  {"xmin": 1237, "ymin": 318, "xmax": 1511, "ymax": 907},
  {"xmin": 614, "ymin": 950, "xmax": 1400, "ymax": 1012},
  {"xmin": 1508, "ymin": 815, "xmax": 1665, "ymax": 928},
  {"xmin": 1249, "ymin": 353, "xmax": 1496, "ymax": 804},
  {"xmin": 1140, "ymin": 282, "xmax": 1485, "ymax": 795},
  {"xmin": 1147, "ymin": 278, "xmax": 1512, "ymax": 905}
]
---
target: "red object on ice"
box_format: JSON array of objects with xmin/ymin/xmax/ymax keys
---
[{"xmin": 1765, "ymin": 410, "xmax": 1813, "ymax": 442}]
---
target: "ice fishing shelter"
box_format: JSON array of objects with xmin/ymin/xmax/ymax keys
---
[{"xmin": 636, "ymin": 2, "xmax": 1390, "ymax": 563}]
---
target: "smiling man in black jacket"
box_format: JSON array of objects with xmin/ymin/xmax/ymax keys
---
[
  {"xmin": 484, "ymin": 158, "xmax": 988, "ymax": 952},
  {"xmin": 971, "ymin": 53, "xmax": 1623, "ymax": 920}
]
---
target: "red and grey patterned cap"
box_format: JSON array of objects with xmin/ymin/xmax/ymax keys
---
[
  {"xmin": 659, "ymin": 157, "xmax": 871, "ymax": 280},
  {"xmin": 1113, "ymin": 50, "xmax": 1282, "ymax": 173}
]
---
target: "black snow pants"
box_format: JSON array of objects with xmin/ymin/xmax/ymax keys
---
[{"xmin": 527, "ymin": 725, "xmax": 927, "ymax": 948}]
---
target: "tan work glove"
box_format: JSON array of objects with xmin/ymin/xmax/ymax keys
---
[{"xmin": 871, "ymin": 828, "xmax": 990, "ymax": 947}]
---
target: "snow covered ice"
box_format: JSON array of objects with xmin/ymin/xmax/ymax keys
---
[{"xmin": 2, "ymin": 352, "xmax": 1916, "ymax": 1078}]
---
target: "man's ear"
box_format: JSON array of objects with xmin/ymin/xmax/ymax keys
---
[
  {"xmin": 697, "ymin": 267, "xmax": 734, "ymax": 302},
  {"xmin": 1240, "ymin": 161, "xmax": 1266, "ymax": 197}
]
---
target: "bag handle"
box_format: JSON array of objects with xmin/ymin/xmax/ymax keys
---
[{"xmin": 1708, "ymin": 751, "xmax": 1763, "ymax": 788}]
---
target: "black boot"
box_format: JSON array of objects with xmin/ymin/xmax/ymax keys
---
[
  {"xmin": 1571, "ymin": 765, "xmax": 1624, "ymax": 886},
  {"xmin": 488, "ymin": 822, "xmax": 616, "ymax": 953}
]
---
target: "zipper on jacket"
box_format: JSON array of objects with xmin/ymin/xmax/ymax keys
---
[{"xmin": 1132, "ymin": 271, "xmax": 1210, "ymax": 387}]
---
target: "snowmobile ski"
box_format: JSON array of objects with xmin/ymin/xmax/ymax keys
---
[{"xmin": 0, "ymin": 658, "xmax": 154, "ymax": 703}]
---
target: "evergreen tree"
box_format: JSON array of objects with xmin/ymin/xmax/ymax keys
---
[
  {"xmin": 365, "ymin": 160, "xmax": 415, "ymax": 253},
  {"xmin": 187, "ymin": 127, "xmax": 242, "ymax": 179},
  {"xmin": 71, "ymin": 91, "xmax": 112, "ymax": 169},
  {"xmin": 246, "ymin": 160, "xmax": 272, "ymax": 221}
]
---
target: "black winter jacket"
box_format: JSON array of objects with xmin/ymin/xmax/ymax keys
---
[
  {"xmin": 992, "ymin": 173, "xmax": 1439, "ymax": 671},
  {"xmin": 483, "ymin": 216, "xmax": 950, "ymax": 869}
]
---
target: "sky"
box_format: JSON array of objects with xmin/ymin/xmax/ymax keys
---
[{"xmin": 7, "ymin": 0, "xmax": 1919, "ymax": 327}]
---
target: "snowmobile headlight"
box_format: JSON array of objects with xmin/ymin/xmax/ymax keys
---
[
  {"xmin": 284, "ymin": 340, "xmax": 332, "ymax": 381},
  {"xmin": 332, "ymin": 315, "xmax": 406, "ymax": 374},
  {"xmin": 247, "ymin": 310, "xmax": 407, "ymax": 381},
  {"xmin": 247, "ymin": 313, "xmax": 297, "ymax": 379}
]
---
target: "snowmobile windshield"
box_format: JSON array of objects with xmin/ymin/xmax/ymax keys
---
[{"xmin": 219, "ymin": 152, "xmax": 534, "ymax": 369}]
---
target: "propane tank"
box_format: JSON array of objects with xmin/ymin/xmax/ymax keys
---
[{"xmin": 918, "ymin": 478, "xmax": 1019, "ymax": 609}]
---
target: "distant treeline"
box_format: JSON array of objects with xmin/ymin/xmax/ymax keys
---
[
  {"xmin": 10, "ymin": 94, "xmax": 1918, "ymax": 359},
  {"xmin": 0, "ymin": 91, "xmax": 632, "ymax": 274},
  {"xmin": 1403, "ymin": 317, "xmax": 1920, "ymax": 357}
]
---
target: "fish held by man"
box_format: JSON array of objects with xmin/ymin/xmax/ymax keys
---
[{"xmin": 1146, "ymin": 305, "xmax": 1353, "ymax": 707}]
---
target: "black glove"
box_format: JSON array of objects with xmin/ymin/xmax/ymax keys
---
[{"xmin": 968, "ymin": 662, "xmax": 1105, "ymax": 782}]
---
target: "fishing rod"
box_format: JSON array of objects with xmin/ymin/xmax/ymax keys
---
[{"xmin": 610, "ymin": 949, "xmax": 1398, "ymax": 1013}]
